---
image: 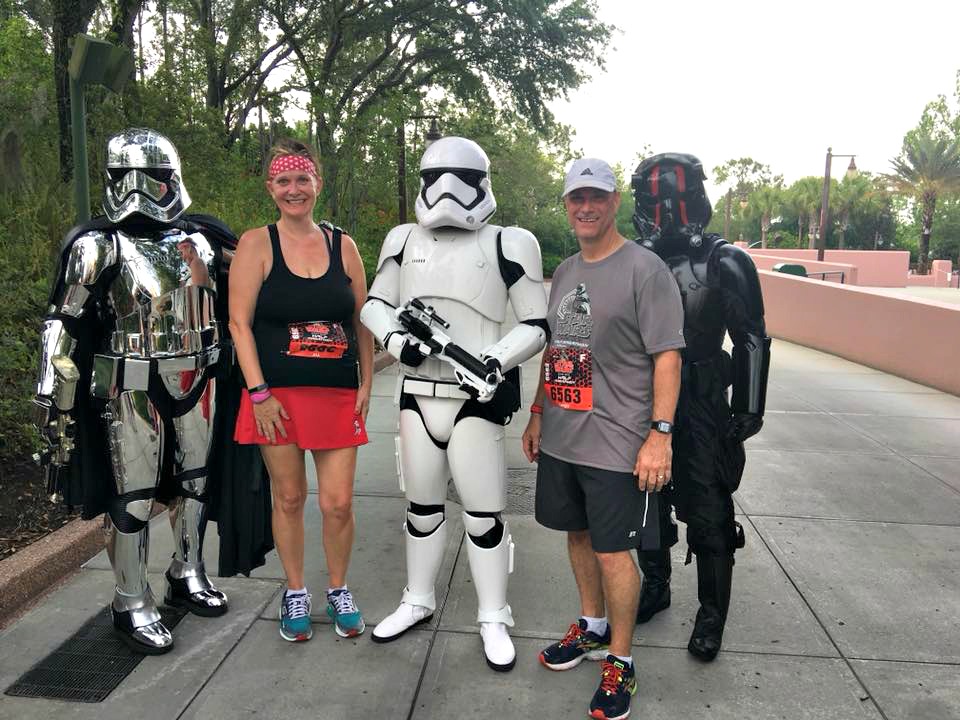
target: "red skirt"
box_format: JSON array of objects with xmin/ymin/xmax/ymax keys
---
[{"xmin": 234, "ymin": 386, "xmax": 369, "ymax": 450}]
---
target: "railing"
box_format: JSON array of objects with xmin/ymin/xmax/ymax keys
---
[{"xmin": 806, "ymin": 270, "xmax": 846, "ymax": 284}]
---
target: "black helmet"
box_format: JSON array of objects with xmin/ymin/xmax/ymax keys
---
[{"xmin": 631, "ymin": 152, "xmax": 712, "ymax": 242}]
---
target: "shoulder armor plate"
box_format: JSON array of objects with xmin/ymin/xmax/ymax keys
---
[
  {"xmin": 63, "ymin": 231, "xmax": 116, "ymax": 287},
  {"xmin": 499, "ymin": 226, "xmax": 544, "ymax": 282},
  {"xmin": 376, "ymin": 224, "xmax": 416, "ymax": 272}
]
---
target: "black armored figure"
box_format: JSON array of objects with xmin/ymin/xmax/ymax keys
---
[
  {"xmin": 630, "ymin": 152, "xmax": 771, "ymax": 661},
  {"xmin": 33, "ymin": 128, "xmax": 238, "ymax": 653}
]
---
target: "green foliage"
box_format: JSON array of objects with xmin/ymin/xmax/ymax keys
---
[
  {"xmin": 887, "ymin": 129, "xmax": 960, "ymax": 271},
  {"xmin": 0, "ymin": 184, "xmax": 75, "ymax": 462}
]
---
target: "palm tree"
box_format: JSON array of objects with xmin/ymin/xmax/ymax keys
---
[
  {"xmin": 832, "ymin": 174, "xmax": 874, "ymax": 249},
  {"xmin": 785, "ymin": 177, "xmax": 823, "ymax": 249},
  {"xmin": 749, "ymin": 184, "xmax": 782, "ymax": 248},
  {"xmin": 888, "ymin": 131, "xmax": 960, "ymax": 274}
]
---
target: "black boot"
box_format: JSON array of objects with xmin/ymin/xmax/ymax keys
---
[
  {"xmin": 688, "ymin": 553, "xmax": 734, "ymax": 661},
  {"xmin": 635, "ymin": 549, "xmax": 671, "ymax": 624}
]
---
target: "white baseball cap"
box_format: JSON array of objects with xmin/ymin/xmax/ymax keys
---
[{"xmin": 563, "ymin": 157, "xmax": 618, "ymax": 196}]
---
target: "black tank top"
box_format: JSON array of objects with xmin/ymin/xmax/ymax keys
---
[{"xmin": 253, "ymin": 223, "xmax": 358, "ymax": 388}]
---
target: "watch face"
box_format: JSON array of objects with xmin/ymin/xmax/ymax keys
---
[{"xmin": 652, "ymin": 420, "xmax": 673, "ymax": 433}]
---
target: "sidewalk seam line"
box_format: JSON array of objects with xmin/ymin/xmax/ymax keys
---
[
  {"xmin": 175, "ymin": 584, "xmax": 285, "ymax": 720},
  {"xmin": 405, "ymin": 528, "xmax": 466, "ymax": 720},
  {"xmin": 743, "ymin": 513, "xmax": 891, "ymax": 720},
  {"xmin": 811, "ymin": 409, "xmax": 960, "ymax": 499},
  {"xmin": 746, "ymin": 513, "xmax": 960, "ymax": 528}
]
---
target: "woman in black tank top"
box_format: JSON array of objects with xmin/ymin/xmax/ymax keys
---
[{"xmin": 228, "ymin": 139, "xmax": 373, "ymax": 641}]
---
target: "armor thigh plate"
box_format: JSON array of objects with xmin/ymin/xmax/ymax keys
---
[
  {"xmin": 106, "ymin": 390, "xmax": 163, "ymax": 515},
  {"xmin": 171, "ymin": 376, "xmax": 216, "ymax": 497}
]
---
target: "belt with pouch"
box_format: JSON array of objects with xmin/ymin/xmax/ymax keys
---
[
  {"xmin": 401, "ymin": 377, "xmax": 472, "ymax": 401},
  {"xmin": 92, "ymin": 348, "xmax": 220, "ymax": 399}
]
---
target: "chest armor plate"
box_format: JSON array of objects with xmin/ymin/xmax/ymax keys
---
[
  {"xmin": 397, "ymin": 225, "xmax": 508, "ymax": 381},
  {"xmin": 398, "ymin": 225, "xmax": 508, "ymax": 324},
  {"xmin": 108, "ymin": 229, "xmax": 219, "ymax": 357},
  {"xmin": 663, "ymin": 251, "xmax": 726, "ymax": 360}
]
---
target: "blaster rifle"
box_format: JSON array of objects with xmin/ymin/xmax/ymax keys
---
[{"xmin": 396, "ymin": 298, "xmax": 501, "ymax": 403}]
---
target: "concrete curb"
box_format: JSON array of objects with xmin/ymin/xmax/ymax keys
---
[
  {"xmin": 0, "ymin": 350, "xmax": 396, "ymax": 631},
  {"xmin": 0, "ymin": 516, "xmax": 103, "ymax": 629}
]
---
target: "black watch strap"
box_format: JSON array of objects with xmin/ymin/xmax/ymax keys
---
[{"xmin": 651, "ymin": 420, "xmax": 673, "ymax": 434}]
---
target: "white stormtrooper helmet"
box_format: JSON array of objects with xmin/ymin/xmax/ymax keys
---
[{"xmin": 414, "ymin": 136, "xmax": 497, "ymax": 230}]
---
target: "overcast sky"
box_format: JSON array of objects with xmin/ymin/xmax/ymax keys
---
[{"xmin": 549, "ymin": 0, "xmax": 960, "ymax": 200}]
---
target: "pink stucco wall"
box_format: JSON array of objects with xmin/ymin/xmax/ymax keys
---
[
  {"xmin": 758, "ymin": 269, "xmax": 960, "ymax": 395},
  {"xmin": 905, "ymin": 260, "xmax": 955, "ymax": 288},
  {"xmin": 749, "ymin": 254, "xmax": 857, "ymax": 285},
  {"xmin": 748, "ymin": 249, "xmax": 911, "ymax": 287}
]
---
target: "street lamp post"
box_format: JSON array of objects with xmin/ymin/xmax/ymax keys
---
[
  {"xmin": 396, "ymin": 115, "xmax": 441, "ymax": 223},
  {"xmin": 67, "ymin": 35, "xmax": 134, "ymax": 222},
  {"xmin": 816, "ymin": 147, "xmax": 857, "ymax": 261}
]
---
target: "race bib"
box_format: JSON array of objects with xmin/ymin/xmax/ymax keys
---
[
  {"xmin": 285, "ymin": 321, "xmax": 348, "ymax": 358},
  {"xmin": 543, "ymin": 344, "xmax": 593, "ymax": 411}
]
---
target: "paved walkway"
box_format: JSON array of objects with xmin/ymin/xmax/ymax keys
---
[
  {"xmin": 867, "ymin": 286, "xmax": 960, "ymax": 305},
  {"xmin": 1, "ymin": 339, "xmax": 959, "ymax": 720}
]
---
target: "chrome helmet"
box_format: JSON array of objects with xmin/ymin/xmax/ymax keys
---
[
  {"xmin": 103, "ymin": 128, "xmax": 191, "ymax": 223},
  {"xmin": 414, "ymin": 136, "xmax": 497, "ymax": 230}
]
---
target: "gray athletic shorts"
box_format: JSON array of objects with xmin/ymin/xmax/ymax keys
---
[{"xmin": 535, "ymin": 452, "xmax": 666, "ymax": 553}]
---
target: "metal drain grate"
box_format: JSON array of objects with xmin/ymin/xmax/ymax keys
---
[
  {"xmin": 5, "ymin": 605, "xmax": 186, "ymax": 703},
  {"xmin": 446, "ymin": 467, "xmax": 537, "ymax": 514}
]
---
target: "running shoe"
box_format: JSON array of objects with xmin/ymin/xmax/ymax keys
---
[
  {"xmin": 539, "ymin": 618, "xmax": 611, "ymax": 671},
  {"xmin": 326, "ymin": 587, "xmax": 365, "ymax": 638},
  {"xmin": 589, "ymin": 655, "xmax": 638, "ymax": 720},
  {"xmin": 279, "ymin": 591, "xmax": 312, "ymax": 642}
]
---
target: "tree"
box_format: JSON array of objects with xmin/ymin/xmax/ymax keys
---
[
  {"xmin": 831, "ymin": 173, "xmax": 875, "ymax": 249},
  {"xmin": 712, "ymin": 157, "xmax": 778, "ymax": 196},
  {"xmin": 747, "ymin": 183, "xmax": 782, "ymax": 248},
  {"xmin": 784, "ymin": 177, "xmax": 823, "ymax": 249},
  {"xmin": 888, "ymin": 130, "xmax": 960, "ymax": 274},
  {"xmin": 272, "ymin": 0, "xmax": 612, "ymax": 218}
]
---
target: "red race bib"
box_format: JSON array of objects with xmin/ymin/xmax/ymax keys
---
[
  {"xmin": 543, "ymin": 344, "xmax": 593, "ymax": 411},
  {"xmin": 285, "ymin": 321, "xmax": 348, "ymax": 359}
]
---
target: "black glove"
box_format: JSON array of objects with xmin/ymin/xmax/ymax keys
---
[
  {"xmin": 726, "ymin": 412, "xmax": 763, "ymax": 442},
  {"xmin": 483, "ymin": 356, "xmax": 504, "ymax": 385},
  {"xmin": 400, "ymin": 340, "xmax": 427, "ymax": 367}
]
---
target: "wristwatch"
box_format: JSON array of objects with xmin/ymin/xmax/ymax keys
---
[{"xmin": 650, "ymin": 420, "xmax": 673, "ymax": 434}]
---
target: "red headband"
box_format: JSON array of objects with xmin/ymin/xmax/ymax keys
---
[{"xmin": 268, "ymin": 154, "xmax": 318, "ymax": 179}]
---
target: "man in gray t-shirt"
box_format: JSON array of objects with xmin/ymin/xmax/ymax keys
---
[
  {"xmin": 522, "ymin": 158, "xmax": 683, "ymax": 720},
  {"xmin": 540, "ymin": 243, "xmax": 685, "ymax": 472}
]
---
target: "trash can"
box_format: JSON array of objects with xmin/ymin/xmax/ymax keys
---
[{"xmin": 772, "ymin": 262, "xmax": 807, "ymax": 277}]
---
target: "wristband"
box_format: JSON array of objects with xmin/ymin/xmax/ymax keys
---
[
  {"xmin": 250, "ymin": 389, "xmax": 272, "ymax": 404},
  {"xmin": 529, "ymin": 403, "xmax": 543, "ymax": 415},
  {"xmin": 248, "ymin": 382, "xmax": 269, "ymax": 394}
]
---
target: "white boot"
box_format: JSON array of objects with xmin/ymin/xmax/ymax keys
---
[
  {"xmin": 372, "ymin": 519, "xmax": 446, "ymax": 643},
  {"xmin": 372, "ymin": 602, "xmax": 433, "ymax": 643},
  {"xmin": 480, "ymin": 621, "xmax": 516, "ymax": 671},
  {"xmin": 463, "ymin": 513, "xmax": 516, "ymax": 671}
]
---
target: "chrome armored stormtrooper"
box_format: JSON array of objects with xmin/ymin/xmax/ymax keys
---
[
  {"xmin": 33, "ymin": 129, "xmax": 229, "ymax": 654},
  {"xmin": 360, "ymin": 137, "xmax": 548, "ymax": 670}
]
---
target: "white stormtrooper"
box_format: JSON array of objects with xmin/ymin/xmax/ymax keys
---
[{"xmin": 360, "ymin": 137, "xmax": 548, "ymax": 670}]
